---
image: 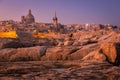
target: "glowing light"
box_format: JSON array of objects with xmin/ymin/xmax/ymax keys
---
[
  {"xmin": 0, "ymin": 31, "xmax": 18, "ymax": 38},
  {"xmin": 33, "ymin": 33, "xmax": 46, "ymax": 38},
  {"xmin": 0, "ymin": 30, "xmax": 59, "ymax": 39}
]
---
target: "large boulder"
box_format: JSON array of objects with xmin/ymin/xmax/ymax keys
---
[
  {"xmin": 82, "ymin": 50, "xmax": 106, "ymax": 62},
  {"xmin": 0, "ymin": 48, "xmax": 16, "ymax": 61},
  {"xmin": 0, "ymin": 46, "xmax": 47, "ymax": 61},
  {"xmin": 41, "ymin": 47, "xmax": 62, "ymax": 60},
  {"xmin": 41, "ymin": 46, "xmax": 79, "ymax": 60},
  {"xmin": 10, "ymin": 46, "xmax": 47, "ymax": 61},
  {"xmin": 0, "ymin": 39, "xmax": 23, "ymax": 49},
  {"xmin": 101, "ymin": 42, "xmax": 120, "ymax": 66},
  {"xmin": 0, "ymin": 38, "xmax": 57, "ymax": 50},
  {"xmin": 0, "ymin": 38, "xmax": 38, "ymax": 49},
  {"xmin": 68, "ymin": 43, "xmax": 100, "ymax": 60}
]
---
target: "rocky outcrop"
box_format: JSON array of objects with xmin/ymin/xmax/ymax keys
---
[
  {"xmin": 0, "ymin": 48, "xmax": 16, "ymax": 61},
  {"xmin": 82, "ymin": 42, "xmax": 120, "ymax": 65},
  {"xmin": 0, "ymin": 46, "xmax": 47, "ymax": 61},
  {"xmin": 41, "ymin": 46, "xmax": 79, "ymax": 60},
  {"xmin": 0, "ymin": 61, "xmax": 120, "ymax": 80},
  {"xmin": 64, "ymin": 41, "xmax": 73, "ymax": 46},
  {"xmin": 82, "ymin": 50, "xmax": 106, "ymax": 62},
  {"xmin": 0, "ymin": 30, "xmax": 120, "ymax": 79},
  {"xmin": 0, "ymin": 44, "xmax": 100, "ymax": 61},
  {"xmin": 68, "ymin": 43, "xmax": 100, "ymax": 60},
  {"xmin": 0, "ymin": 38, "xmax": 58, "ymax": 49},
  {"xmin": 72, "ymin": 41, "xmax": 81, "ymax": 46},
  {"xmin": 108, "ymin": 34, "xmax": 120, "ymax": 43},
  {"xmin": 101, "ymin": 42, "xmax": 120, "ymax": 66},
  {"xmin": 1, "ymin": 30, "xmax": 120, "ymax": 63},
  {"xmin": 57, "ymin": 42, "xmax": 64, "ymax": 46},
  {"xmin": 0, "ymin": 39, "xmax": 23, "ymax": 49},
  {"xmin": 10, "ymin": 46, "xmax": 47, "ymax": 61}
]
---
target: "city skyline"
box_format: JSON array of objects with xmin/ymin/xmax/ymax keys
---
[{"xmin": 0, "ymin": 0, "xmax": 120, "ymax": 26}]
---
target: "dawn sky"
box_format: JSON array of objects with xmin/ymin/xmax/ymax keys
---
[{"xmin": 0, "ymin": 0, "xmax": 120, "ymax": 26}]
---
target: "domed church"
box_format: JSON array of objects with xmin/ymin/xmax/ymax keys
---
[{"xmin": 21, "ymin": 9, "xmax": 35, "ymax": 24}]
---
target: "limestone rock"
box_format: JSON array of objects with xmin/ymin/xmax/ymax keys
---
[
  {"xmin": 0, "ymin": 46, "xmax": 47, "ymax": 61},
  {"xmin": 82, "ymin": 50, "xmax": 106, "ymax": 62},
  {"xmin": 93, "ymin": 50, "xmax": 106, "ymax": 61},
  {"xmin": 64, "ymin": 41, "xmax": 73, "ymax": 46},
  {"xmin": 0, "ymin": 39, "xmax": 23, "ymax": 49},
  {"xmin": 0, "ymin": 48, "xmax": 16, "ymax": 61},
  {"xmin": 41, "ymin": 46, "xmax": 79, "ymax": 60},
  {"xmin": 101, "ymin": 42, "xmax": 120, "ymax": 66},
  {"xmin": 57, "ymin": 42, "xmax": 64, "ymax": 46},
  {"xmin": 108, "ymin": 34, "xmax": 120, "ymax": 43},
  {"xmin": 10, "ymin": 46, "xmax": 47, "ymax": 61},
  {"xmin": 41, "ymin": 47, "xmax": 62, "ymax": 60},
  {"xmin": 68, "ymin": 43, "xmax": 99, "ymax": 60},
  {"xmin": 72, "ymin": 41, "xmax": 81, "ymax": 46}
]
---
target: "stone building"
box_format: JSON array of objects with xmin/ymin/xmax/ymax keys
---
[
  {"xmin": 52, "ymin": 11, "xmax": 60, "ymax": 32},
  {"xmin": 51, "ymin": 11, "xmax": 65, "ymax": 33},
  {"xmin": 21, "ymin": 9, "xmax": 35, "ymax": 24}
]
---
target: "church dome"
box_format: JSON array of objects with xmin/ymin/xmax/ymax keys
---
[{"xmin": 25, "ymin": 9, "xmax": 35, "ymax": 23}]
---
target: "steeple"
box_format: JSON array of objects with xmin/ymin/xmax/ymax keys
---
[
  {"xmin": 55, "ymin": 11, "xmax": 57, "ymax": 18},
  {"xmin": 53, "ymin": 11, "xmax": 58, "ymax": 27},
  {"xmin": 53, "ymin": 11, "xmax": 58, "ymax": 21},
  {"xmin": 28, "ymin": 9, "xmax": 31, "ymax": 14}
]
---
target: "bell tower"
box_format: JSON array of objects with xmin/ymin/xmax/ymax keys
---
[{"xmin": 53, "ymin": 11, "xmax": 58, "ymax": 27}]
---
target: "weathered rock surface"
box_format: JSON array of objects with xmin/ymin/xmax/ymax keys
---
[
  {"xmin": 64, "ymin": 40, "xmax": 73, "ymax": 46},
  {"xmin": 0, "ymin": 61, "xmax": 120, "ymax": 80},
  {"xmin": 57, "ymin": 41, "xmax": 64, "ymax": 46},
  {"xmin": 0, "ymin": 46, "xmax": 47, "ymax": 61},
  {"xmin": 0, "ymin": 30, "xmax": 120, "ymax": 79},
  {"xmin": 0, "ymin": 44, "xmax": 101, "ymax": 61},
  {"xmin": 108, "ymin": 34, "xmax": 120, "ymax": 43},
  {"xmin": 72, "ymin": 41, "xmax": 81, "ymax": 46},
  {"xmin": 0, "ymin": 39, "xmax": 23, "ymax": 49},
  {"xmin": 0, "ymin": 48, "xmax": 16, "ymax": 61},
  {"xmin": 35, "ymin": 38, "xmax": 58, "ymax": 46},
  {"xmin": 101, "ymin": 42, "xmax": 120, "ymax": 66},
  {"xmin": 41, "ymin": 46, "xmax": 79, "ymax": 60},
  {"xmin": 1, "ymin": 30, "xmax": 120, "ymax": 63},
  {"xmin": 82, "ymin": 50, "xmax": 106, "ymax": 62},
  {"xmin": 0, "ymin": 38, "xmax": 58, "ymax": 50},
  {"xmin": 68, "ymin": 43, "xmax": 100, "ymax": 60}
]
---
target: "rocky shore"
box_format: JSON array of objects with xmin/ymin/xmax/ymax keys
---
[
  {"xmin": 0, "ymin": 61, "xmax": 120, "ymax": 80},
  {"xmin": 0, "ymin": 30, "xmax": 120, "ymax": 80}
]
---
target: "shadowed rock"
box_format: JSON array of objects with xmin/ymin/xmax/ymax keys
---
[
  {"xmin": 101, "ymin": 42, "xmax": 120, "ymax": 66},
  {"xmin": 0, "ymin": 39, "xmax": 23, "ymax": 49}
]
